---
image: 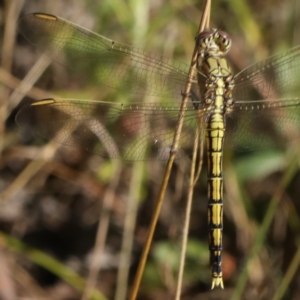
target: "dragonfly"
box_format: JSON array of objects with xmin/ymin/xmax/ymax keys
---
[{"xmin": 17, "ymin": 13, "xmax": 300, "ymax": 289}]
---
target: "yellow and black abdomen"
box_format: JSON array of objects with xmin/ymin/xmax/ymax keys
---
[{"xmin": 205, "ymin": 111, "xmax": 225, "ymax": 289}]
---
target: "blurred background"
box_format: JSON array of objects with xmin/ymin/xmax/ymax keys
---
[{"xmin": 1, "ymin": 0, "xmax": 300, "ymax": 299}]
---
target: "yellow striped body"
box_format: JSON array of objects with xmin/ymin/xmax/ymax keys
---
[
  {"xmin": 206, "ymin": 110, "xmax": 225, "ymax": 289},
  {"xmin": 196, "ymin": 29, "xmax": 234, "ymax": 289}
]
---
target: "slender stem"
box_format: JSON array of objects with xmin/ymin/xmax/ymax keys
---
[
  {"xmin": 272, "ymin": 243, "xmax": 300, "ymax": 300},
  {"xmin": 81, "ymin": 162, "xmax": 121, "ymax": 300},
  {"xmin": 175, "ymin": 125, "xmax": 200, "ymax": 300},
  {"xmin": 0, "ymin": 0, "xmax": 24, "ymax": 156},
  {"xmin": 230, "ymin": 149, "xmax": 300, "ymax": 300},
  {"xmin": 129, "ymin": 156, "xmax": 174, "ymax": 300},
  {"xmin": 129, "ymin": 1, "xmax": 212, "ymax": 299},
  {"xmin": 198, "ymin": 0, "xmax": 211, "ymax": 32},
  {"xmin": 114, "ymin": 161, "xmax": 144, "ymax": 300}
]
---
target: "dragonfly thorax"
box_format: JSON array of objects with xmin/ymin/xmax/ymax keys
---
[{"xmin": 197, "ymin": 54, "xmax": 234, "ymax": 110}]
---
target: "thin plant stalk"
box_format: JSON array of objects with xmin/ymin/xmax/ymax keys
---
[
  {"xmin": 272, "ymin": 243, "xmax": 300, "ymax": 300},
  {"xmin": 0, "ymin": 140, "xmax": 59, "ymax": 202},
  {"xmin": 129, "ymin": 1, "xmax": 211, "ymax": 299},
  {"xmin": 2, "ymin": 0, "xmax": 24, "ymax": 71},
  {"xmin": 0, "ymin": 66, "xmax": 50, "ymax": 101},
  {"xmin": 0, "ymin": 231, "xmax": 107, "ymax": 300},
  {"xmin": 115, "ymin": 1, "xmax": 149, "ymax": 299},
  {"xmin": 174, "ymin": 123, "xmax": 201, "ymax": 300},
  {"xmin": 1, "ymin": 0, "xmax": 24, "ymax": 155},
  {"xmin": 114, "ymin": 161, "xmax": 144, "ymax": 300},
  {"xmin": 81, "ymin": 161, "xmax": 121, "ymax": 300},
  {"xmin": 7, "ymin": 55, "xmax": 51, "ymax": 113},
  {"xmin": 230, "ymin": 147, "xmax": 300, "ymax": 300}
]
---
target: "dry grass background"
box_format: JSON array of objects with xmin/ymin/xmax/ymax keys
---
[{"xmin": 1, "ymin": 0, "xmax": 300, "ymax": 299}]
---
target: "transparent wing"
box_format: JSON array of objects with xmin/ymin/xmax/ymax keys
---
[
  {"xmin": 225, "ymin": 99, "xmax": 300, "ymax": 150},
  {"xmin": 16, "ymin": 98, "xmax": 203, "ymax": 161},
  {"xmin": 18, "ymin": 13, "xmax": 200, "ymax": 99},
  {"xmin": 233, "ymin": 46, "xmax": 300, "ymax": 101}
]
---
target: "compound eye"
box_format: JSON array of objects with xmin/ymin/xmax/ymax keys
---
[
  {"xmin": 216, "ymin": 31, "xmax": 232, "ymax": 53},
  {"xmin": 196, "ymin": 29, "xmax": 231, "ymax": 54},
  {"xmin": 199, "ymin": 30, "xmax": 214, "ymax": 40},
  {"xmin": 196, "ymin": 30, "xmax": 215, "ymax": 49}
]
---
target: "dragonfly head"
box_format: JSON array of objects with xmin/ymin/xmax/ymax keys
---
[{"xmin": 196, "ymin": 29, "xmax": 231, "ymax": 56}]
